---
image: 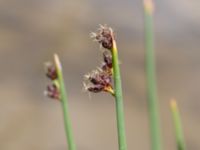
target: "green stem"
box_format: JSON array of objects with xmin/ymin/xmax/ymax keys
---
[
  {"xmin": 170, "ymin": 99, "xmax": 186, "ymax": 150},
  {"xmin": 112, "ymin": 39, "xmax": 127, "ymax": 150},
  {"xmin": 143, "ymin": 1, "xmax": 162, "ymax": 150},
  {"xmin": 54, "ymin": 54, "xmax": 76, "ymax": 150}
]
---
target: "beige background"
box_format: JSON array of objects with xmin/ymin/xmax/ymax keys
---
[{"xmin": 0, "ymin": 0, "xmax": 200, "ymax": 149}]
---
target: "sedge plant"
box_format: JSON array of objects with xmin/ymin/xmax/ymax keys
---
[
  {"xmin": 42, "ymin": 16, "xmax": 187, "ymax": 150},
  {"xmin": 44, "ymin": 54, "xmax": 76, "ymax": 150},
  {"xmin": 84, "ymin": 25, "xmax": 127, "ymax": 150},
  {"xmin": 143, "ymin": 0, "xmax": 162, "ymax": 150}
]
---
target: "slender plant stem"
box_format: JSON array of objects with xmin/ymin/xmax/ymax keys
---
[
  {"xmin": 170, "ymin": 99, "xmax": 186, "ymax": 150},
  {"xmin": 112, "ymin": 39, "xmax": 127, "ymax": 150},
  {"xmin": 143, "ymin": 1, "xmax": 162, "ymax": 150},
  {"xmin": 54, "ymin": 54, "xmax": 76, "ymax": 150}
]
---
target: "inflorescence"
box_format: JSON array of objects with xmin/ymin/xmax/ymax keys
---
[
  {"xmin": 44, "ymin": 62, "xmax": 60, "ymax": 100},
  {"xmin": 84, "ymin": 25, "xmax": 115, "ymax": 96}
]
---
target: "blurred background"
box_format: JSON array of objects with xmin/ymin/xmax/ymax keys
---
[{"xmin": 0, "ymin": 0, "xmax": 200, "ymax": 149}]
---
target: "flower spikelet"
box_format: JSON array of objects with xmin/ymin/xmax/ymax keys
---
[
  {"xmin": 44, "ymin": 62, "xmax": 60, "ymax": 100},
  {"xmin": 90, "ymin": 25, "xmax": 114, "ymax": 50}
]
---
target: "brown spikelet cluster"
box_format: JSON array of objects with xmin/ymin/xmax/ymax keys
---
[
  {"xmin": 84, "ymin": 25, "xmax": 115, "ymax": 95},
  {"xmin": 44, "ymin": 62, "xmax": 60, "ymax": 100},
  {"xmin": 90, "ymin": 25, "xmax": 114, "ymax": 50}
]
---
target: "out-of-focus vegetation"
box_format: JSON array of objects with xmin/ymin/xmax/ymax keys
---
[{"xmin": 0, "ymin": 0, "xmax": 200, "ymax": 150}]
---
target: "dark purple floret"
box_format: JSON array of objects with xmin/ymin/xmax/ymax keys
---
[
  {"xmin": 84, "ymin": 25, "xmax": 115, "ymax": 95},
  {"xmin": 45, "ymin": 63, "xmax": 57, "ymax": 80},
  {"xmin": 84, "ymin": 68, "xmax": 113, "ymax": 94},
  {"xmin": 46, "ymin": 83, "xmax": 60, "ymax": 99},
  {"xmin": 103, "ymin": 51, "xmax": 112, "ymax": 69},
  {"xmin": 91, "ymin": 25, "xmax": 114, "ymax": 50}
]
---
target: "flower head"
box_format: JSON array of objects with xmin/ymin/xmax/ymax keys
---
[
  {"xmin": 101, "ymin": 51, "xmax": 112, "ymax": 74},
  {"xmin": 84, "ymin": 69, "xmax": 114, "ymax": 95},
  {"xmin": 45, "ymin": 62, "xmax": 58, "ymax": 80},
  {"xmin": 45, "ymin": 83, "xmax": 60, "ymax": 100},
  {"xmin": 84, "ymin": 25, "xmax": 115, "ymax": 96},
  {"xmin": 44, "ymin": 62, "xmax": 60, "ymax": 100},
  {"xmin": 91, "ymin": 25, "xmax": 114, "ymax": 50}
]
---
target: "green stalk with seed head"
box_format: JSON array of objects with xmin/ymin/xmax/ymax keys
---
[
  {"xmin": 85, "ymin": 25, "xmax": 127, "ymax": 150},
  {"xmin": 54, "ymin": 54, "xmax": 76, "ymax": 150}
]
